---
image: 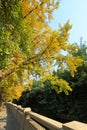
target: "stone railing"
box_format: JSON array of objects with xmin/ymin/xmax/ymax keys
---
[{"xmin": 6, "ymin": 102, "xmax": 87, "ymax": 130}]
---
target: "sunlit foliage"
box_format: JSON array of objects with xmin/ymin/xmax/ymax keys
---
[{"xmin": 0, "ymin": 0, "xmax": 83, "ymax": 101}]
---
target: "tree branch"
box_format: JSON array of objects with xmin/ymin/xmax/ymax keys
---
[
  {"xmin": 23, "ymin": 2, "xmax": 44, "ymax": 19},
  {"xmin": 0, "ymin": 36, "xmax": 53, "ymax": 79},
  {"xmin": 0, "ymin": 68, "xmax": 15, "ymax": 79}
]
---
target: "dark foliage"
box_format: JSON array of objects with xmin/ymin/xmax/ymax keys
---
[{"xmin": 15, "ymin": 62, "xmax": 87, "ymax": 123}]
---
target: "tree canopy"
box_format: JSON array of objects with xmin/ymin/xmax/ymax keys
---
[{"xmin": 0, "ymin": 0, "xmax": 83, "ymax": 101}]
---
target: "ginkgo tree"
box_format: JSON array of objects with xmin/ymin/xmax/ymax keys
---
[{"xmin": 0, "ymin": 0, "xmax": 83, "ymax": 103}]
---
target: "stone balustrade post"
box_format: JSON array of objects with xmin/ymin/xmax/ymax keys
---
[{"xmin": 21, "ymin": 108, "xmax": 31, "ymax": 130}]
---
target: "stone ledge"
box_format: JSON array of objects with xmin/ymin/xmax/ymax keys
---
[{"xmin": 63, "ymin": 121, "xmax": 87, "ymax": 130}]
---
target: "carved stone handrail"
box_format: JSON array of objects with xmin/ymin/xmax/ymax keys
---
[{"xmin": 6, "ymin": 102, "xmax": 87, "ymax": 130}]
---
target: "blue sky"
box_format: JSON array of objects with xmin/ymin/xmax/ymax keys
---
[{"xmin": 49, "ymin": 0, "xmax": 87, "ymax": 44}]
